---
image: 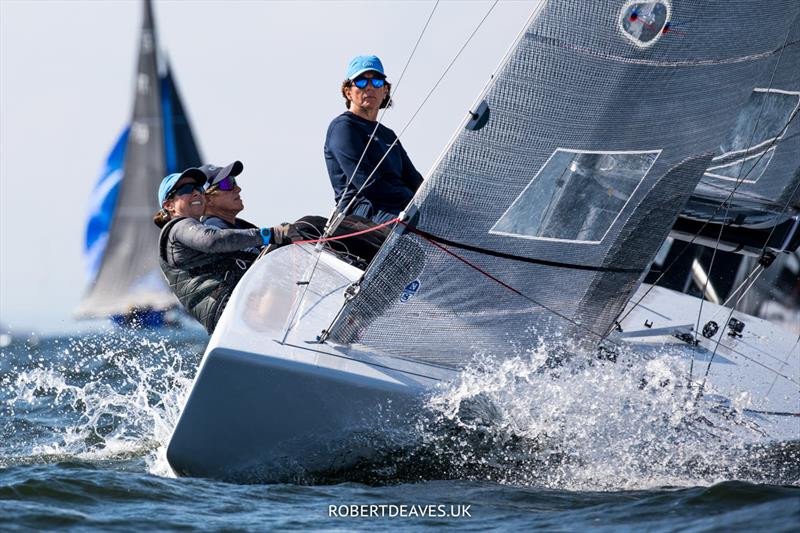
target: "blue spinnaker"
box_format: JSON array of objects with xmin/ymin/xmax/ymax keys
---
[{"xmin": 84, "ymin": 127, "xmax": 129, "ymax": 283}]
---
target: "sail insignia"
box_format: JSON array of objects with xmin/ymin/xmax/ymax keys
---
[{"xmin": 618, "ymin": 0, "xmax": 671, "ymax": 49}]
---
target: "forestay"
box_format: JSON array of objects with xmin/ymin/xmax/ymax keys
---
[{"xmin": 326, "ymin": 0, "xmax": 800, "ymax": 367}]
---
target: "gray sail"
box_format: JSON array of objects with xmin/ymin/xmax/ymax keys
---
[
  {"xmin": 76, "ymin": 0, "xmax": 174, "ymax": 318},
  {"xmin": 691, "ymin": 14, "xmax": 800, "ymax": 221},
  {"xmin": 674, "ymin": 11, "xmax": 800, "ymax": 254},
  {"xmin": 326, "ymin": 0, "xmax": 800, "ymax": 367}
]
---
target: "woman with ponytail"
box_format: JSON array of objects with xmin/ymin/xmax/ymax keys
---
[{"xmin": 155, "ymin": 168, "xmax": 287, "ymax": 334}]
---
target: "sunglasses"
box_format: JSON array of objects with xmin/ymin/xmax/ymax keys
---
[
  {"xmin": 169, "ymin": 183, "xmax": 204, "ymax": 199},
  {"xmin": 209, "ymin": 176, "xmax": 238, "ymax": 192},
  {"xmin": 352, "ymin": 77, "xmax": 385, "ymax": 89}
]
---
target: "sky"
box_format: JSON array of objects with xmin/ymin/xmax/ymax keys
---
[{"xmin": 0, "ymin": 0, "xmax": 540, "ymax": 332}]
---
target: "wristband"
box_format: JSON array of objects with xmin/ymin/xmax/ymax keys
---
[{"xmin": 260, "ymin": 227, "xmax": 272, "ymax": 246}]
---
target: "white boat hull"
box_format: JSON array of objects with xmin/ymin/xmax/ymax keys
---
[
  {"xmin": 167, "ymin": 245, "xmax": 799, "ymax": 481},
  {"xmin": 167, "ymin": 245, "xmax": 451, "ymax": 481}
]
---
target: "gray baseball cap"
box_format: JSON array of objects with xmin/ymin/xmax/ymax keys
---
[{"xmin": 199, "ymin": 161, "xmax": 244, "ymax": 189}]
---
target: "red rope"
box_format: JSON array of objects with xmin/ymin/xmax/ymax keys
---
[{"xmin": 292, "ymin": 217, "xmax": 401, "ymax": 245}]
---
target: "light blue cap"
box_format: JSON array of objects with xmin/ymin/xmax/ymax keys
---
[
  {"xmin": 157, "ymin": 168, "xmax": 205, "ymax": 205},
  {"xmin": 345, "ymin": 55, "xmax": 385, "ymax": 80}
]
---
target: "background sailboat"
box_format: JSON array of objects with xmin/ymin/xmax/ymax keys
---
[{"xmin": 76, "ymin": 0, "xmax": 202, "ymax": 326}]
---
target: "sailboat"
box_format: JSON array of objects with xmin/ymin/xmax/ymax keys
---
[
  {"xmin": 167, "ymin": 0, "xmax": 799, "ymax": 481},
  {"xmin": 76, "ymin": 0, "xmax": 202, "ymax": 326}
]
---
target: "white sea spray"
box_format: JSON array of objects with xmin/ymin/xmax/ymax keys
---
[
  {"xmin": 421, "ymin": 339, "xmax": 790, "ymax": 489},
  {"xmin": 2, "ymin": 330, "xmax": 201, "ymax": 477}
]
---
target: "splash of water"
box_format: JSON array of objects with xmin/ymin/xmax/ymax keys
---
[
  {"xmin": 417, "ymin": 340, "xmax": 798, "ymax": 489},
  {"xmin": 0, "ymin": 330, "xmax": 204, "ymax": 477}
]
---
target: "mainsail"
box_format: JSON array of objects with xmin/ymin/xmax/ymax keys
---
[
  {"xmin": 327, "ymin": 0, "xmax": 800, "ymax": 367},
  {"xmin": 76, "ymin": 0, "xmax": 202, "ymax": 319},
  {"xmin": 675, "ymin": 12, "xmax": 800, "ymax": 254}
]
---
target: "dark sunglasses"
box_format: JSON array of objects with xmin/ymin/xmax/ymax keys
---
[
  {"xmin": 209, "ymin": 176, "xmax": 238, "ymax": 192},
  {"xmin": 169, "ymin": 183, "xmax": 204, "ymax": 199},
  {"xmin": 352, "ymin": 77, "xmax": 385, "ymax": 89}
]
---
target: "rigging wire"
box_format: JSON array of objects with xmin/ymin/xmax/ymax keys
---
[
  {"xmin": 607, "ymin": 103, "xmax": 800, "ymax": 340},
  {"xmin": 718, "ymin": 263, "xmax": 763, "ymax": 310},
  {"xmin": 280, "ymin": 1, "xmax": 441, "ymax": 343},
  {"xmin": 695, "ymin": 168, "xmax": 800, "ymax": 398},
  {"xmin": 310, "ymin": 0, "xmax": 502, "ymax": 341},
  {"xmin": 691, "ymin": 25, "xmax": 791, "ymax": 349},
  {"xmin": 333, "ymin": 0, "xmax": 500, "ymax": 228},
  {"xmin": 765, "ymin": 335, "xmax": 799, "ymax": 397},
  {"xmin": 330, "ymin": 0, "xmax": 441, "ymax": 226}
]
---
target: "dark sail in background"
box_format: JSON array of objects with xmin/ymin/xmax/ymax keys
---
[
  {"xmin": 77, "ymin": 0, "xmax": 203, "ymax": 319},
  {"xmin": 162, "ymin": 63, "xmax": 203, "ymax": 175}
]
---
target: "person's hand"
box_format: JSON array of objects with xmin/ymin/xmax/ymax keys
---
[{"xmin": 271, "ymin": 223, "xmax": 292, "ymax": 246}]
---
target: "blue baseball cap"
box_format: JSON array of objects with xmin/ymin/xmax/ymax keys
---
[
  {"xmin": 346, "ymin": 55, "xmax": 385, "ymax": 80},
  {"xmin": 158, "ymin": 168, "xmax": 206, "ymax": 206}
]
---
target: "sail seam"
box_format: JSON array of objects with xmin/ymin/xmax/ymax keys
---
[{"xmin": 529, "ymin": 34, "xmax": 800, "ymax": 68}]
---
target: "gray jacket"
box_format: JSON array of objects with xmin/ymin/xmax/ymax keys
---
[{"xmin": 159, "ymin": 217, "xmax": 263, "ymax": 333}]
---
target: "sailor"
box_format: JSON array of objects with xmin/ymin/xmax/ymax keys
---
[
  {"xmin": 197, "ymin": 160, "xmax": 263, "ymax": 255},
  {"xmin": 153, "ymin": 168, "xmax": 287, "ymax": 334},
  {"xmin": 324, "ymin": 54, "xmax": 423, "ymax": 224},
  {"xmin": 199, "ymin": 159, "xmax": 391, "ymax": 269}
]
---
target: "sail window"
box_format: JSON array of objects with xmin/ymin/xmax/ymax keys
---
[
  {"xmin": 618, "ymin": 1, "xmax": 671, "ymax": 49},
  {"xmin": 490, "ymin": 149, "xmax": 660, "ymax": 243},
  {"xmin": 704, "ymin": 88, "xmax": 800, "ymax": 184}
]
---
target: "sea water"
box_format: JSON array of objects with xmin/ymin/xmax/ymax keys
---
[{"xmin": 0, "ymin": 328, "xmax": 797, "ymax": 531}]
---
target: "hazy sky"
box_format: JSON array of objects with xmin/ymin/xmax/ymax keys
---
[{"xmin": 0, "ymin": 0, "xmax": 539, "ymax": 331}]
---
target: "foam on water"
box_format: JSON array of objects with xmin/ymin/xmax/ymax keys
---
[
  {"xmin": 419, "ymin": 340, "xmax": 798, "ymax": 490},
  {"xmin": 1, "ymin": 330, "xmax": 795, "ymax": 488},
  {"xmin": 0, "ymin": 330, "xmax": 203, "ymax": 477}
]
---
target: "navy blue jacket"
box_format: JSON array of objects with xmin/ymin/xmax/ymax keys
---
[{"xmin": 324, "ymin": 111, "xmax": 423, "ymax": 215}]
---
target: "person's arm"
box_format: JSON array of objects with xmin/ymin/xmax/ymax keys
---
[
  {"xmin": 171, "ymin": 218, "xmax": 264, "ymax": 253},
  {"xmin": 327, "ymin": 120, "xmax": 373, "ymax": 206},
  {"xmin": 397, "ymin": 140, "xmax": 424, "ymax": 192}
]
